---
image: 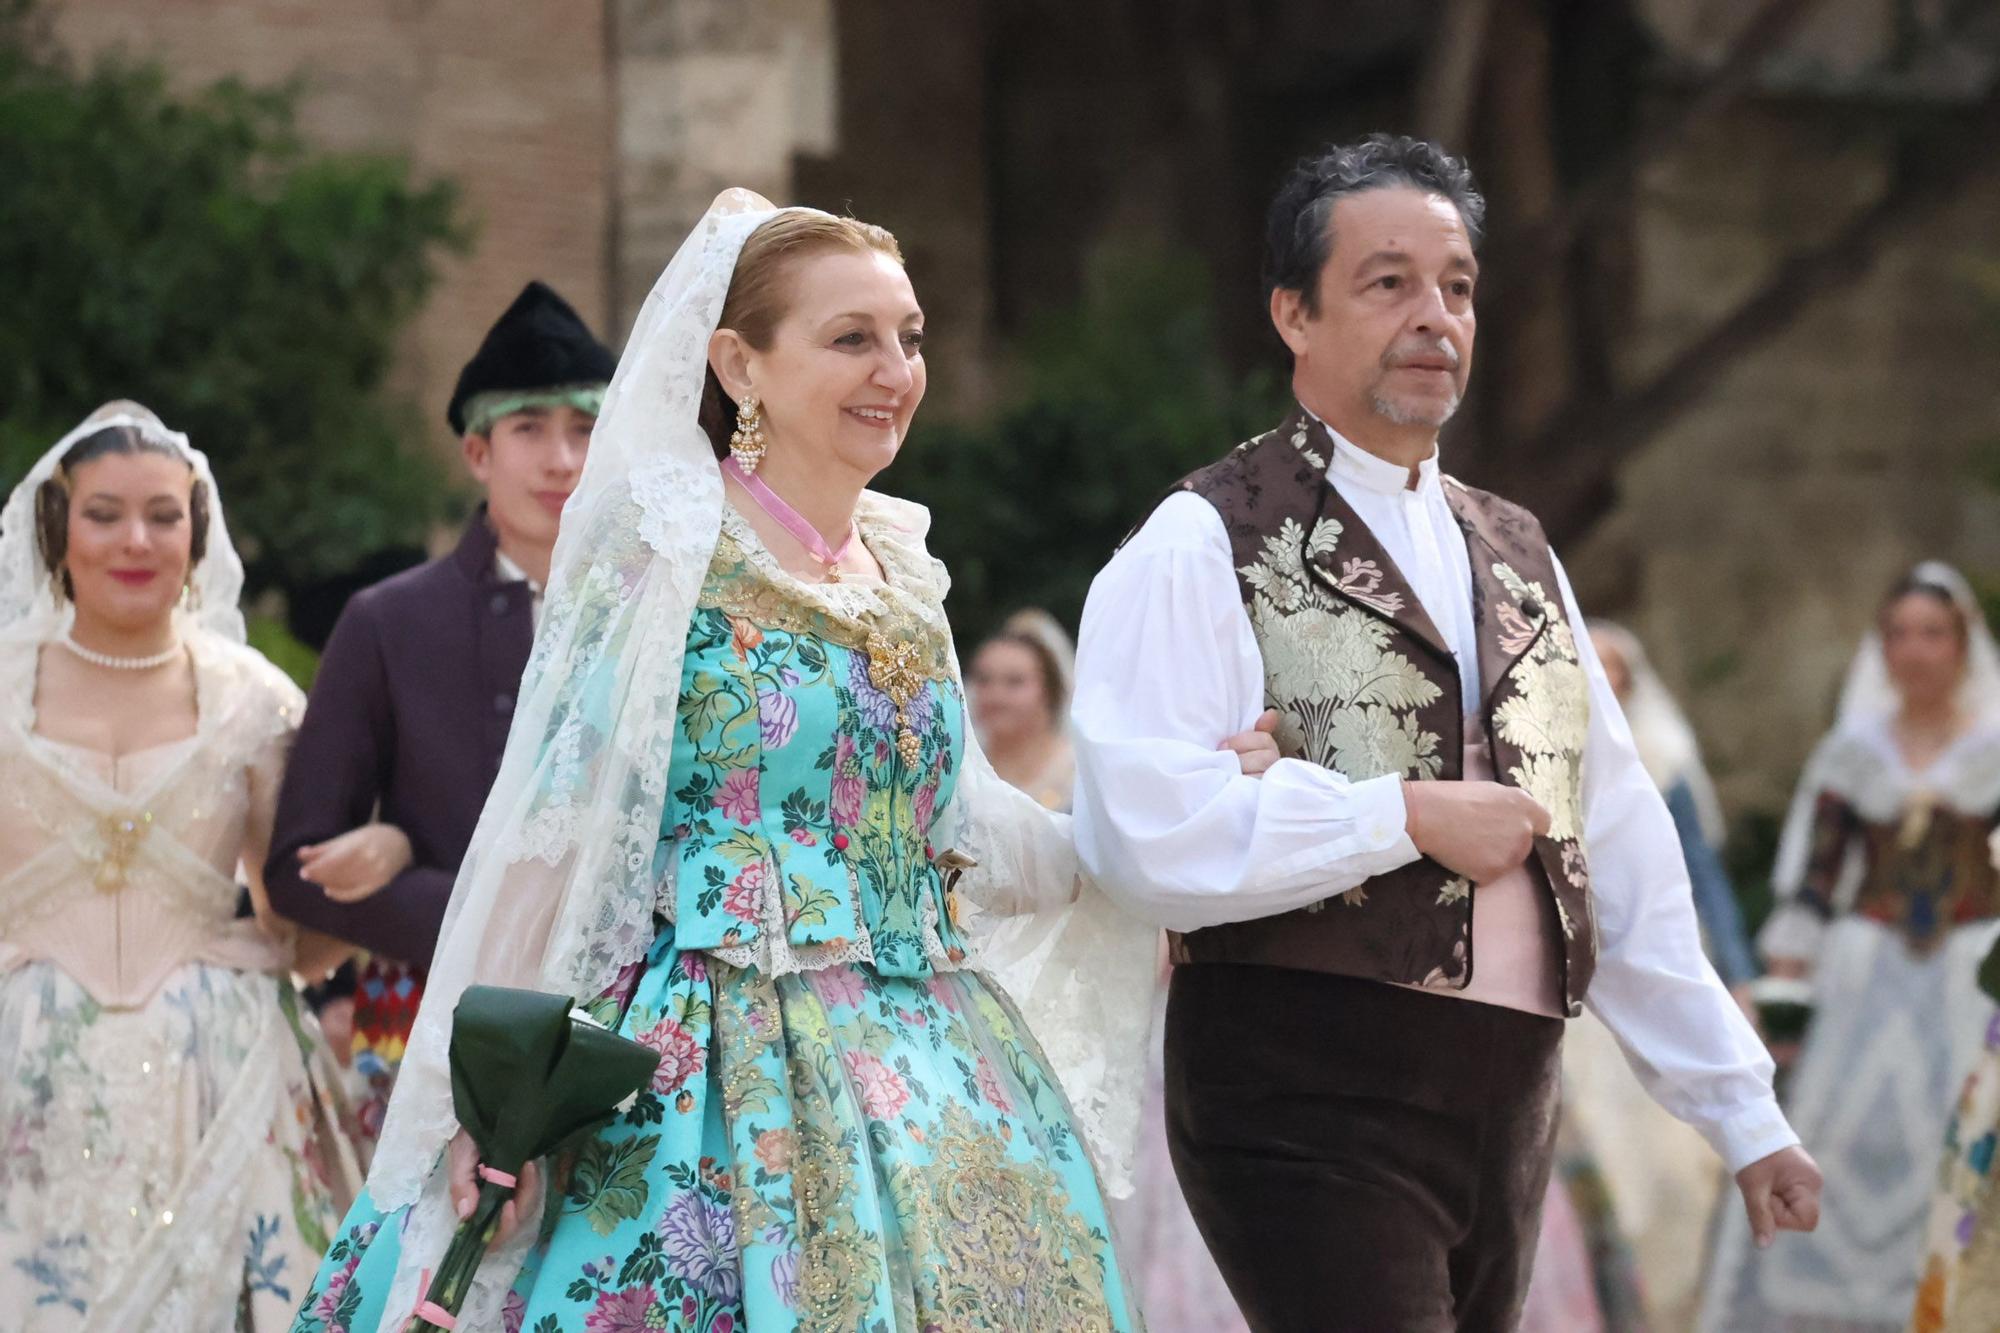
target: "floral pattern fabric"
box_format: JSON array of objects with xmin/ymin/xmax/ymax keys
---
[
  {"xmin": 0, "ymin": 637, "xmax": 360, "ymax": 1331},
  {"xmin": 1915, "ymin": 1010, "xmax": 2000, "ymax": 1332},
  {"xmin": 0, "ymin": 962, "xmax": 357, "ymax": 1330},
  {"xmin": 291, "ymin": 529, "xmax": 1132, "ymax": 1331},
  {"xmin": 664, "ymin": 554, "xmax": 969, "ymax": 977},
  {"xmin": 294, "ymin": 943, "xmax": 1129, "ymax": 1333}
]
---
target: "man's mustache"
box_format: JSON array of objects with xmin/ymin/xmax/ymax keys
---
[{"xmin": 1381, "ymin": 338, "xmax": 1461, "ymax": 370}]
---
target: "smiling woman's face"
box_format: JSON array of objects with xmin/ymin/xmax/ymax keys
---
[
  {"xmin": 716, "ymin": 246, "xmax": 927, "ymax": 483},
  {"xmin": 1881, "ymin": 589, "xmax": 1967, "ymax": 712},
  {"xmin": 62, "ymin": 450, "xmax": 196, "ymax": 633}
]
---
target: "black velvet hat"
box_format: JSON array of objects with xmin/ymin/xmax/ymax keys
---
[{"xmin": 445, "ymin": 281, "xmax": 617, "ymax": 434}]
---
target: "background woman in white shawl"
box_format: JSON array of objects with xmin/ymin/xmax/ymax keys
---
[
  {"xmin": 0, "ymin": 402, "xmax": 358, "ymax": 1331},
  {"xmin": 287, "ymin": 192, "xmax": 1259, "ymax": 1332},
  {"xmin": 1700, "ymin": 562, "xmax": 2000, "ymax": 1333},
  {"xmin": 968, "ymin": 608, "xmax": 1078, "ymax": 812}
]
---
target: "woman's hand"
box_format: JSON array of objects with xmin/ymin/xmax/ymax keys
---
[
  {"xmin": 299, "ymin": 823, "xmax": 414, "ymax": 903},
  {"xmin": 1220, "ymin": 709, "xmax": 1284, "ymax": 777},
  {"xmin": 447, "ymin": 1128, "xmax": 544, "ymax": 1246}
]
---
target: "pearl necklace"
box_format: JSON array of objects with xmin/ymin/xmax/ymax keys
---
[{"xmin": 59, "ymin": 632, "xmax": 182, "ymax": 671}]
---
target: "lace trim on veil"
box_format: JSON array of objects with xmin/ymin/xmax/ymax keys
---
[{"xmin": 359, "ymin": 192, "xmax": 1154, "ymax": 1331}]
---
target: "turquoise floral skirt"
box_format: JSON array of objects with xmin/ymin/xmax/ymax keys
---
[{"xmin": 291, "ymin": 924, "xmax": 1135, "ymax": 1332}]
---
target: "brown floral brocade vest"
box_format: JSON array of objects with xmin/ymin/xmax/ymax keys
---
[{"xmin": 1161, "ymin": 410, "xmax": 1599, "ymax": 1015}]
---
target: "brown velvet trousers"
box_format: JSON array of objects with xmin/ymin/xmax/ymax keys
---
[{"xmin": 1164, "ymin": 964, "xmax": 1565, "ymax": 1332}]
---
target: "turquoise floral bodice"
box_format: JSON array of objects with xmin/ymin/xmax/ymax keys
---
[
  {"xmin": 659, "ymin": 509, "xmax": 973, "ymax": 977},
  {"xmin": 288, "ymin": 496, "xmax": 1141, "ymax": 1333}
]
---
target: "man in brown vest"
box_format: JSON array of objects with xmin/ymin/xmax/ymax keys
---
[{"xmin": 1070, "ymin": 135, "xmax": 1821, "ymax": 1330}]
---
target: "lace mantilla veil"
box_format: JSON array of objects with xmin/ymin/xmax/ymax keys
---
[
  {"xmin": 1765, "ymin": 560, "xmax": 2000, "ymax": 930},
  {"xmin": 362, "ymin": 190, "xmax": 1156, "ymax": 1326},
  {"xmin": 0, "ymin": 404, "xmax": 248, "ymax": 647}
]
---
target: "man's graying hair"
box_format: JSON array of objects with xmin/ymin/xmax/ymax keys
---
[{"xmin": 1264, "ymin": 134, "xmax": 1486, "ymax": 315}]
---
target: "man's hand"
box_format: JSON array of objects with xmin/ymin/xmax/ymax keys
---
[
  {"xmin": 298, "ymin": 823, "xmax": 414, "ymax": 903},
  {"xmin": 1220, "ymin": 709, "xmax": 1284, "ymax": 777},
  {"xmin": 1401, "ymin": 780, "xmax": 1551, "ymax": 884},
  {"xmin": 1736, "ymin": 1145, "xmax": 1822, "ymax": 1248}
]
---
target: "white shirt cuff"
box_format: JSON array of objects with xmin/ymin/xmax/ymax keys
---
[
  {"xmin": 1702, "ymin": 1097, "xmax": 1801, "ymax": 1174},
  {"xmin": 1261, "ymin": 770, "xmax": 1419, "ymax": 881},
  {"xmin": 1358, "ymin": 773, "xmax": 1417, "ymax": 860}
]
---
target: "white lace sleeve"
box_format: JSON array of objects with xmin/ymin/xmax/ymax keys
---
[
  {"xmin": 945, "ymin": 668, "xmax": 1156, "ymax": 1199},
  {"xmin": 944, "ymin": 719, "xmax": 1081, "ymax": 917}
]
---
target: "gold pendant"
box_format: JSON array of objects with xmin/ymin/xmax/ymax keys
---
[{"xmin": 864, "ymin": 630, "xmax": 927, "ymax": 767}]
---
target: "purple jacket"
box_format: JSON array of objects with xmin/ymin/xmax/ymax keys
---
[{"xmin": 264, "ymin": 509, "xmax": 533, "ymax": 962}]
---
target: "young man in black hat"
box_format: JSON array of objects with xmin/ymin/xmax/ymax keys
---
[{"xmin": 265, "ymin": 281, "xmax": 615, "ymax": 1140}]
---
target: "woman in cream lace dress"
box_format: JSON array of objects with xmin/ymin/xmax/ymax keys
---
[{"xmin": 0, "ymin": 405, "xmax": 358, "ymax": 1330}]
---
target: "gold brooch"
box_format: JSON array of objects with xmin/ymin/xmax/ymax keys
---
[
  {"xmin": 94, "ymin": 811, "xmax": 153, "ymax": 893},
  {"xmin": 864, "ymin": 630, "xmax": 927, "ymax": 767}
]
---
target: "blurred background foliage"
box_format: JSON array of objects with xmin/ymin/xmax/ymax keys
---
[
  {"xmin": 0, "ymin": 0, "xmax": 1291, "ymax": 669},
  {"xmin": 0, "ymin": 0, "xmax": 465, "ymax": 614},
  {"xmin": 894, "ymin": 243, "xmax": 1287, "ymax": 645}
]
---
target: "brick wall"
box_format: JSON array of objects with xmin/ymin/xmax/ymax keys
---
[{"xmin": 49, "ymin": 0, "xmax": 617, "ymax": 461}]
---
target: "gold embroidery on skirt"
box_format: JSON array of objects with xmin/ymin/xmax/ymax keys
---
[
  {"xmin": 892, "ymin": 1101, "xmax": 1114, "ymax": 1332},
  {"xmin": 716, "ymin": 963, "xmax": 883, "ymax": 1331}
]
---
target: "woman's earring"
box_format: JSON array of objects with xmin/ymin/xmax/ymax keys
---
[{"xmin": 730, "ymin": 395, "xmax": 767, "ymax": 473}]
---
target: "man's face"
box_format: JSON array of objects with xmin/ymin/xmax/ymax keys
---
[
  {"xmin": 462, "ymin": 403, "xmax": 593, "ymax": 553},
  {"xmin": 1272, "ymin": 186, "xmax": 1478, "ymax": 437}
]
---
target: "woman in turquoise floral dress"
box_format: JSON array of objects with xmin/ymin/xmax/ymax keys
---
[{"xmin": 291, "ymin": 194, "xmax": 1222, "ymax": 1332}]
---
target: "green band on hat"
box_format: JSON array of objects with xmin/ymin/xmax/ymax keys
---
[{"xmin": 461, "ymin": 384, "xmax": 607, "ymax": 437}]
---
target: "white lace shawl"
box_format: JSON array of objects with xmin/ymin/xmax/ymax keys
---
[
  {"xmin": 356, "ymin": 191, "xmax": 1154, "ymax": 1330},
  {"xmin": 1761, "ymin": 561, "xmax": 2000, "ymax": 964}
]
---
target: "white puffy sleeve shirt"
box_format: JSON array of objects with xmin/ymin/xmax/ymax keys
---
[{"xmin": 1069, "ymin": 450, "xmax": 1797, "ymax": 1174}]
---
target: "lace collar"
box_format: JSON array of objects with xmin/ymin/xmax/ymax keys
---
[
  {"xmin": 706, "ymin": 490, "xmax": 955, "ymax": 674},
  {"xmin": 1816, "ymin": 711, "xmax": 2000, "ymax": 819}
]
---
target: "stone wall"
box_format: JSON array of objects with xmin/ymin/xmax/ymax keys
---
[
  {"xmin": 606, "ymin": 0, "xmax": 833, "ymax": 333},
  {"xmin": 1571, "ymin": 105, "xmax": 2000, "ymax": 814}
]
